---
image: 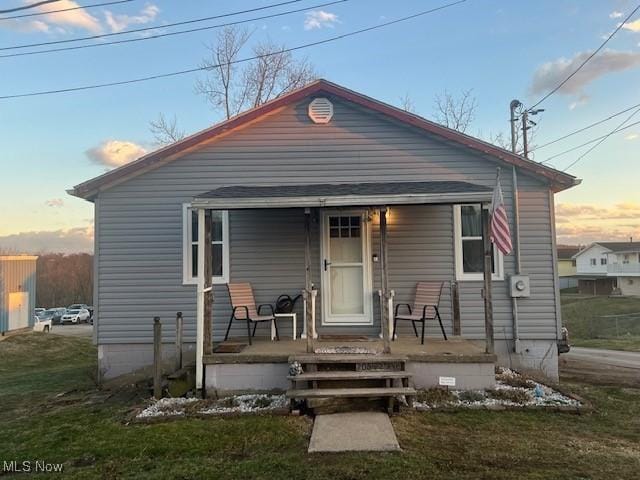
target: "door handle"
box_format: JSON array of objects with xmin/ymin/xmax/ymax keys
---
[{"xmin": 324, "ymin": 259, "xmax": 331, "ymax": 271}]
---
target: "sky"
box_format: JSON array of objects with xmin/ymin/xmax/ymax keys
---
[{"xmin": 0, "ymin": 0, "xmax": 639, "ymax": 253}]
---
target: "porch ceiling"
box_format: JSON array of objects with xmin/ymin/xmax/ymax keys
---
[{"xmin": 191, "ymin": 180, "xmax": 493, "ymax": 209}]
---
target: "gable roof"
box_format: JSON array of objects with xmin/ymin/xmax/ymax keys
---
[
  {"xmin": 572, "ymin": 241, "xmax": 640, "ymax": 259},
  {"xmin": 69, "ymin": 79, "xmax": 580, "ymax": 200},
  {"xmin": 557, "ymin": 246, "xmax": 580, "ymax": 260},
  {"xmin": 596, "ymin": 242, "xmax": 640, "ymax": 253}
]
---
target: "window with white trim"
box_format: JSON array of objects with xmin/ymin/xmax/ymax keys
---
[
  {"xmin": 182, "ymin": 205, "xmax": 229, "ymax": 284},
  {"xmin": 453, "ymin": 204, "xmax": 503, "ymax": 281}
]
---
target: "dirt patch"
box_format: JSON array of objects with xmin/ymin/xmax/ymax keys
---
[{"xmin": 560, "ymin": 356, "xmax": 640, "ymax": 388}]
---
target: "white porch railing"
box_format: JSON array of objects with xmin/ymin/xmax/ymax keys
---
[{"xmin": 607, "ymin": 263, "xmax": 640, "ymax": 275}]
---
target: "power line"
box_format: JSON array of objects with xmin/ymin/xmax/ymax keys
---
[
  {"xmin": 0, "ymin": 0, "xmax": 60, "ymax": 15},
  {"xmin": 0, "ymin": 0, "xmax": 347, "ymax": 59},
  {"xmin": 0, "ymin": 0, "xmax": 134, "ymax": 21},
  {"xmin": 562, "ymin": 106, "xmax": 640, "ymax": 171},
  {"xmin": 1, "ymin": 0, "xmax": 306, "ymax": 51},
  {"xmin": 529, "ymin": 3, "xmax": 640, "ymax": 110},
  {"xmin": 540, "ymin": 118, "xmax": 640, "ymax": 165},
  {"xmin": 0, "ymin": 0, "xmax": 467, "ymax": 100},
  {"xmin": 531, "ymin": 101, "xmax": 640, "ymax": 152}
]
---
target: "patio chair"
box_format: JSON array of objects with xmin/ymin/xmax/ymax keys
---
[
  {"xmin": 224, "ymin": 283, "xmax": 278, "ymax": 345},
  {"xmin": 393, "ymin": 281, "xmax": 447, "ymax": 345}
]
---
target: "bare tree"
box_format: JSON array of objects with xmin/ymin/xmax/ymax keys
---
[
  {"xmin": 432, "ymin": 89, "xmax": 477, "ymax": 133},
  {"xmin": 149, "ymin": 113, "xmax": 186, "ymax": 146},
  {"xmin": 484, "ymin": 117, "xmax": 538, "ymax": 158},
  {"xmin": 195, "ymin": 26, "xmax": 317, "ymax": 119},
  {"xmin": 399, "ymin": 92, "xmax": 416, "ymax": 114}
]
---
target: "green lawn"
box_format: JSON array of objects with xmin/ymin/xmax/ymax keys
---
[
  {"xmin": 562, "ymin": 295, "xmax": 640, "ymax": 351},
  {"xmin": 1, "ymin": 333, "xmax": 640, "ymax": 479}
]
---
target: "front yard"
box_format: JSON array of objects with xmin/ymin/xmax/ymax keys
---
[
  {"xmin": 1, "ymin": 333, "xmax": 639, "ymax": 479},
  {"xmin": 562, "ymin": 294, "xmax": 640, "ymax": 351}
]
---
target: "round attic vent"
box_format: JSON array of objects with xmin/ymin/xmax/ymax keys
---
[{"xmin": 308, "ymin": 97, "xmax": 333, "ymax": 124}]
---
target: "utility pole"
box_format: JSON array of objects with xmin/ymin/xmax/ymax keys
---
[
  {"xmin": 521, "ymin": 110, "xmax": 529, "ymax": 158},
  {"xmin": 509, "ymin": 99, "xmax": 522, "ymax": 154}
]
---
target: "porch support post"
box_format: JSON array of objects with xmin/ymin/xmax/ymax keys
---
[
  {"xmin": 195, "ymin": 208, "xmax": 206, "ymax": 393},
  {"xmin": 304, "ymin": 208, "xmax": 314, "ymax": 353},
  {"xmin": 482, "ymin": 206, "xmax": 495, "ymax": 354},
  {"xmin": 379, "ymin": 207, "xmax": 391, "ymax": 354},
  {"xmin": 203, "ymin": 210, "xmax": 213, "ymax": 357}
]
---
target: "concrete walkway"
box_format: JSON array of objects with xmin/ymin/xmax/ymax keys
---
[
  {"xmin": 308, "ymin": 412, "xmax": 400, "ymax": 453},
  {"xmin": 565, "ymin": 347, "xmax": 640, "ymax": 370}
]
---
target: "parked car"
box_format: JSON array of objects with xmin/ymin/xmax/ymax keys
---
[
  {"xmin": 34, "ymin": 308, "xmax": 46, "ymax": 318},
  {"xmin": 40, "ymin": 308, "xmax": 66, "ymax": 325},
  {"xmin": 33, "ymin": 315, "xmax": 52, "ymax": 333},
  {"xmin": 61, "ymin": 308, "xmax": 90, "ymax": 324},
  {"xmin": 68, "ymin": 303, "xmax": 89, "ymax": 311}
]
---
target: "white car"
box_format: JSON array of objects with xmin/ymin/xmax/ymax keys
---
[
  {"xmin": 33, "ymin": 315, "xmax": 52, "ymax": 333},
  {"xmin": 60, "ymin": 309, "xmax": 90, "ymax": 324}
]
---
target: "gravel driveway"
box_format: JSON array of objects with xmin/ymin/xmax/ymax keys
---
[{"xmin": 50, "ymin": 324, "xmax": 93, "ymax": 337}]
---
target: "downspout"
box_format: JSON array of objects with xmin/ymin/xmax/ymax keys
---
[{"xmin": 511, "ymin": 166, "xmax": 522, "ymax": 353}]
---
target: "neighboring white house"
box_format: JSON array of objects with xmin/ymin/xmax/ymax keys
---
[{"xmin": 573, "ymin": 241, "xmax": 640, "ymax": 296}]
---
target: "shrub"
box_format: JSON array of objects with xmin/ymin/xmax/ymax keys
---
[
  {"xmin": 487, "ymin": 388, "xmax": 530, "ymax": 404},
  {"xmin": 457, "ymin": 390, "xmax": 486, "ymax": 403},
  {"xmin": 417, "ymin": 388, "xmax": 456, "ymax": 406},
  {"xmin": 219, "ymin": 397, "xmax": 238, "ymax": 408},
  {"xmin": 251, "ymin": 395, "xmax": 273, "ymax": 408},
  {"xmin": 498, "ymin": 374, "xmax": 535, "ymax": 389}
]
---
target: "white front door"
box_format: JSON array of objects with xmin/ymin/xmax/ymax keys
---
[{"xmin": 321, "ymin": 211, "xmax": 372, "ymax": 325}]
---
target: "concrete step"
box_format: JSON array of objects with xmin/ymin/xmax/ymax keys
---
[
  {"xmin": 286, "ymin": 387, "xmax": 416, "ymax": 399},
  {"xmin": 288, "ymin": 371, "xmax": 412, "ymax": 381},
  {"xmin": 290, "ymin": 354, "xmax": 408, "ymax": 364}
]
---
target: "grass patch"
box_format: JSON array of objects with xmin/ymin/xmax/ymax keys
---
[
  {"xmin": 1, "ymin": 332, "xmax": 640, "ymax": 479},
  {"xmin": 562, "ymin": 295, "xmax": 640, "ymax": 351}
]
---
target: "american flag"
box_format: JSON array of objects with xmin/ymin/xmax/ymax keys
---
[{"xmin": 489, "ymin": 176, "xmax": 513, "ymax": 255}]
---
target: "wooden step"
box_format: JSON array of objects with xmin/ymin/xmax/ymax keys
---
[
  {"xmin": 288, "ymin": 371, "xmax": 412, "ymax": 381},
  {"xmin": 289, "ymin": 354, "xmax": 408, "ymax": 364},
  {"xmin": 286, "ymin": 387, "xmax": 416, "ymax": 399}
]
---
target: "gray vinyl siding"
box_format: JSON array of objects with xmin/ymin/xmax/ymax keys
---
[
  {"xmin": 0, "ymin": 258, "xmax": 37, "ymax": 333},
  {"xmin": 94, "ymin": 97, "xmax": 559, "ymax": 344}
]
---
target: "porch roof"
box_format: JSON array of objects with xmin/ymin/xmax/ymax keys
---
[{"xmin": 191, "ymin": 181, "xmax": 493, "ymax": 209}]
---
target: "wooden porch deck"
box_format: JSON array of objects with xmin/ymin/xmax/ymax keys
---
[{"xmin": 203, "ymin": 336, "xmax": 496, "ymax": 364}]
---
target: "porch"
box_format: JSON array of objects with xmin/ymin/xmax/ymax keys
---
[
  {"xmin": 191, "ymin": 180, "xmax": 500, "ymax": 396},
  {"xmin": 203, "ymin": 337, "xmax": 496, "ymax": 395}
]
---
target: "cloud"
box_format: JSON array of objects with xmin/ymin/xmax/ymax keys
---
[
  {"xmin": 304, "ymin": 10, "xmax": 339, "ymax": 30},
  {"xmin": 35, "ymin": 0, "xmax": 102, "ymax": 33},
  {"xmin": 610, "ymin": 11, "xmax": 624, "ymax": 19},
  {"xmin": 0, "ymin": 226, "xmax": 94, "ymax": 254},
  {"xmin": 2, "ymin": 2, "xmax": 159, "ymax": 35},
  {"xmin": 556, "ymin": 202, "xmax": 640, "ymax": 244},
  {"xmin": 530, "ymin": 50, "xmax": 640, "ymax": 98},
  {"xmin": 625, "ymin": 132, "xmax": 639, "ymax": 140},
  {"xmin": 45, "ymin": 198, "xmax": 64, "ymax": 208},
  {"xmin": 104, "ymin": 3, "xmax": 159, "ymax": 33},
  {"xmin": 622, "ymin": 18, "xmax": 640, "ymax": 33},
  {"xmin": 86, "ymin": 140, "xmax": 147, "ymax": 168}
]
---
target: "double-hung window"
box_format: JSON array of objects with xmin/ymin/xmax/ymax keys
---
[
  {"xmin": 182, "ymin": 205, "xmax": 229, "ymax": 284},
  {"xmin": 453, "ymin": 204, "xmax": 503, "ymax": 281}
]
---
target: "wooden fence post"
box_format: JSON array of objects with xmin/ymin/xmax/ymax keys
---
[
  {"xmin": 175, "ymin": 312, "xmax": 183, "ymax": 371},
  {"xmin": 153, "ymin": 316, "xmax": 162, "ymax": 399}
]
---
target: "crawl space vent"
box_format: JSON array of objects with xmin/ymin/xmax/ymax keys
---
[{"xmin": 308, "ymin": 97, "xmax": 333, "ymax": 124}]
